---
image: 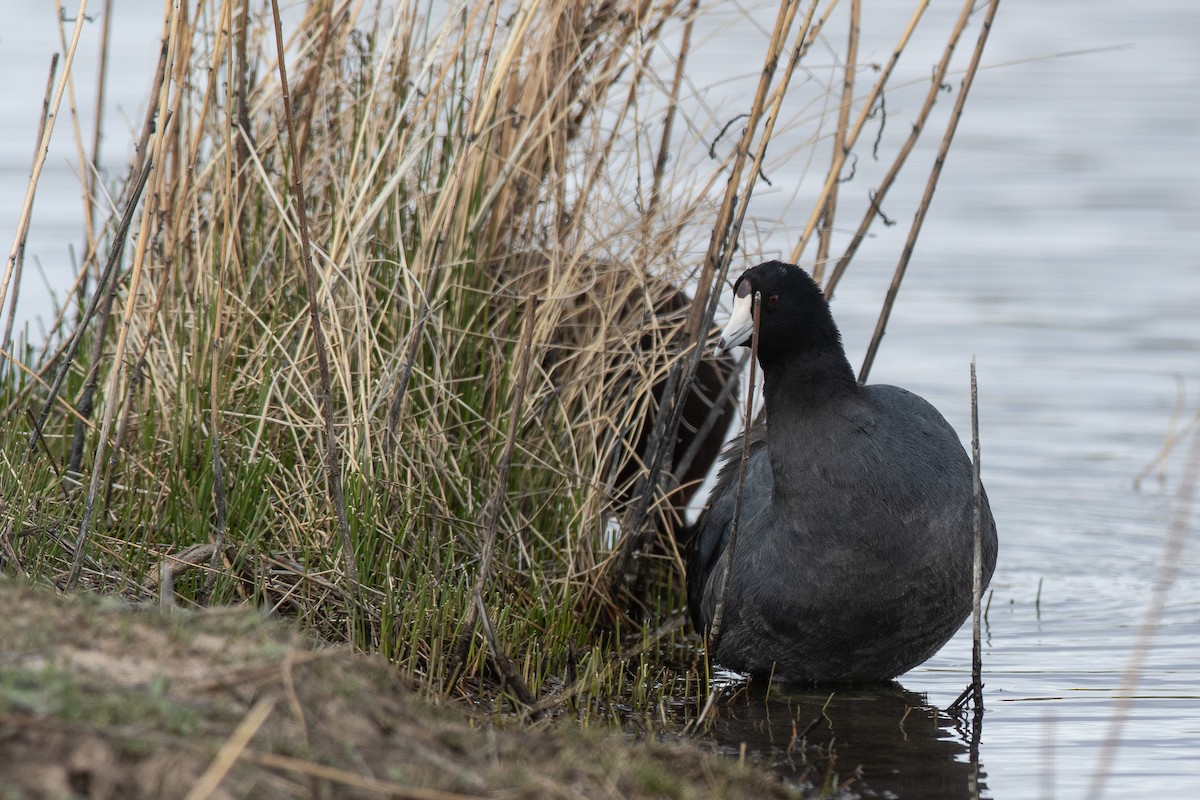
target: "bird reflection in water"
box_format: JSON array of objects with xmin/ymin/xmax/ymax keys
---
[{"xmin": 694, "ymin": 677, "xmax": 987, "ymax": 799}]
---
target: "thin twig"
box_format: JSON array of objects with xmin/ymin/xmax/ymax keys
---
[
  {"xmin": 824, "ymin": 0, "xmax": 976, "ymax": 300},
  {"xmin": 294, "ymin": 1, "xmax": 339, "ymax": 159},
  {"xmin": 970, "ymin": 358, "xmax": 984, "ymax": 706},
  {"xmin": 687, "ymin": 680, "xmax": 722, "ymax": 737},
  {"xmin": 790, "ymin": 0, "xmax": 932, "ymax": 265},
  {"xmin": 27, "ymin": 154, "xmax": 151, "ymax": 467},
  {"xmin": 473, "ymin": 586, "xmax": 537, "ymax": 708},
  {"xmin": 646, "ymin": 0, "xmax": 699, "ymax": 223},
  {"xmin": 103, "ymin": 264, "xmax": 170, "ymax": 509},
  {"xmin": 947, "ymin": 358, "xmax": 985, "ymax": 714},
  {"xmin": 671, "ymin": 350, "xmax": 747, "ymax": 490},
  {"xmin": 66, "ymin": 17, "xmax": 173, "ymax": 474},
  {"xmin": 385, "ymin": 302, "xmax": 434, "ymax": 456},
  {"xmin": 67, "ymin": 290, "xmax": 116, "ymax": 477},
  {"xmin": 455, "ymin": 295, "xmax": 539, "ymax": 707},
  {"xmin": 0, "ymin": 0, "xmax": 90, "ymax": 366},
  {"xmin": 30, "ymin": 5, "xmax": 170, "ymax": 378},
  {"xmin": 475, "ymin": 295, "xmax": 538, "ymax": 598},
  {"xmin": 859, "ymin": 0, "xmax": 999, "ymax": 384},
  {"xmin": 53, "ymin": 0, "xmax": 101, "ymax": 289},
  {"xmin": 947, "ymin": 682, "xmax": 972, "ymax": 712},
  {"xmin": 203, "ymin": 280, "xmax": 229, "ymax": 603},
  {"xmin": 269, "ymin": 0, "xmax": 358, "ymax": 592},
  {"xmin": 813, "ymin": 0, "xmax": 859, "ymax": 284},
  {"xmin": 233, "ymin": 0, "xmax": 253, "ymax": 185},
  {"xmin": 1, "ymin": 54, "xmax": 58, "ymax": 356},
  {"xmin": 87, "ymin": 0, "xmax": 115, "ymax": 263},
  {"xmin": 25, "ymin": 409, "xmax": 69, "ymax": 504}
]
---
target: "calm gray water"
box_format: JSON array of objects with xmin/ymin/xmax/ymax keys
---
[
  {"xmin": 681, "ymin": 2, "xmax": 1200, "ymax": 797},
  {"xmin": 4, "ymin": 1, "xmax": 1198, "ymax": 798}
]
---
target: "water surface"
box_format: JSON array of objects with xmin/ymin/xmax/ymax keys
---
[{"xmin": 680, "ymin": 1, "xmax": 1200, "ymax": 797}]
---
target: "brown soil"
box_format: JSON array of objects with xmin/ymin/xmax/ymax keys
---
[{"xmin": 0, "ymin": 580, "xmax": 799, "ymax": 799}]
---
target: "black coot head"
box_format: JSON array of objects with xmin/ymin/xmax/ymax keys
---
[{"xmin": 717, "ymin": 260, "xmax": 841, "ymax": 367}]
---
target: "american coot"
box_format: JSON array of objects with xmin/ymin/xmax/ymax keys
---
[{"xmin": 686, "ymin": 261, "xmax": 998, "ymax": 683}]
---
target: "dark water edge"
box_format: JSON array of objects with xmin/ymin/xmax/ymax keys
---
[{"xmin": 685, "ymin": 677, "xmax": 987, "ymax": 799}]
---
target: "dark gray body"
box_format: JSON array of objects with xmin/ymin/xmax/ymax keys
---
[{"xmin": 687, "ymin": 379, "xmax": 998, "ymax": 683}]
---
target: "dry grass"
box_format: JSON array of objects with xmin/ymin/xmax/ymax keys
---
[{"xmin": 0, "ymin": 0, "xmax": 999, "ymax": 717}]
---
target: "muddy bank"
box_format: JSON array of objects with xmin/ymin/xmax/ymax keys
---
[{"xmin": 0, "ymin": 581, "xmax": 802, "ymax": 799}]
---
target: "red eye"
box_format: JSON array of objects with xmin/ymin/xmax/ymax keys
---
[{"xmin": 767, "ymin": 293, "xmax": 780, "ymax": 306}]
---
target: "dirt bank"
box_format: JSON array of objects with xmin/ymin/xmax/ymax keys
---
[{"xmin": 0, "ymin": 580, "xmax": 799, "ymax": 799}]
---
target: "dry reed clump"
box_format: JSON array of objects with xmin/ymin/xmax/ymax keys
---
[
  {"xmin": 4, "ymin": 0, "xmax": 746, "ymax": 695},
  {"xmin": 1, "ymin": 0, "xmax": 1000, "ymax": 713}
]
